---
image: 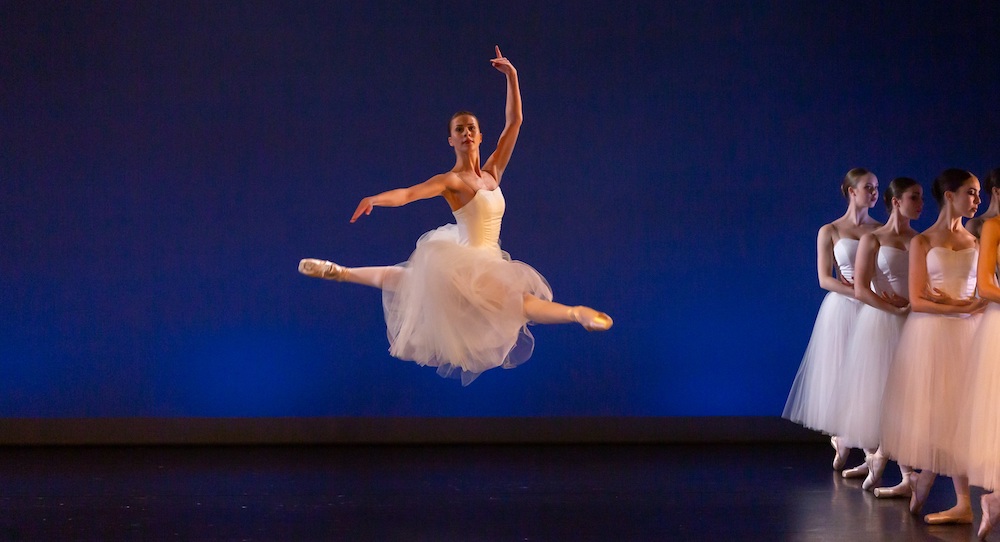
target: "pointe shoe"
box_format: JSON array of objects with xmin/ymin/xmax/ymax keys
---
[
  {"xmin": 909, "ymin": 472, "xmax": 932, "ymax": 515},
  {"xmin": 874, "ymin": 479, "xmax": 912, "ymax": 498},
  {"xmin": 298, "ymin": 258, "xmax": 348, "ymax": 281},
  {"xmin": 924, "ymin": 506, "xmax": 973, "ymax": 525},
  {"xmin": 862, "ymin": 452, "xmax": 887, "ymax": 491},
  {"xmin": 979, "ymin": 494, "xmax": 1000, "ymax": 539},
  {"xmin": 842, "ymin": 462, "xmax": 869, "ymax": 478},
  {"xmin": 831, "ymin": 436, "xmax": 849, "ymax": 471},
  {"xmin": 570, "ymin": 306, "xmax": 613, "ymax": 331}
]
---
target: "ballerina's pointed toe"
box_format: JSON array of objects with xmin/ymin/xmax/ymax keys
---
[
  {"xmin": 588, "ymin": 313, "xmax": 613, "ymax": 331},
  {"xmin": 570, "ymin": 307, "xmax": 613, "ymax": 331},
  {"xmin": 298, "ymin": 258, "xmax": 347, "ymax": 281}
]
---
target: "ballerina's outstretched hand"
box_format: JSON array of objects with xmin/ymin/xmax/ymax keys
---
[{"xmin": 351, "ymin": 196, "xmax": 376, "ymax": 223}]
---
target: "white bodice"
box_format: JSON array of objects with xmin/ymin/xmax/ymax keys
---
[
  {"xmin": 926, "ymin": 247, "xmax": 977, "ymax": 299},
  {"xmin": 834, "ymin": 238, "xmax": 860, "ymax": 283},
  {"xmin": 452, "ymin": 188, "xmax": 504, "ymax": 252},
  {"xmin": 872, "ymin": 246, "xmax": 909, "ymax": 299}
]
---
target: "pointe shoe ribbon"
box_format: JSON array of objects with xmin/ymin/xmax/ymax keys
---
[{"xmin": 298, "ymin": 258, "xmax": 348, "ymax": 281}]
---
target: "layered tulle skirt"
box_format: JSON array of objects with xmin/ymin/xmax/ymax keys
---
[
  {"xmin": 833, "ymin": 305, "xmax": 906, "ymax": 449},
  {"xmin": 783, "ymin": 292, "xmax": 862, "ymax": 433},
  {"xmin": 382, "ymin": 224, "xmax": 552, "ymax": 385},
  {"xmin": 880, "ymin": 311, "xmax": 982, "ymax": 476},
  {"xmin": 958, "ymin": 304, "xmax": 1000, "ymax": 489}
]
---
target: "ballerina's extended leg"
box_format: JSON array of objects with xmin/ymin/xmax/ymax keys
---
[
  {"xmin": 522, "ymin": 295, "xmax": 613, "ymax": 331},
  {"xmin": 299, "ymin": 259, "xmax": 403, "ymax": 290}
]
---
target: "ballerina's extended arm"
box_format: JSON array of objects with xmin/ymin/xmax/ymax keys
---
[
  {"xmin": 349, "ymin": 175, "xmax": 451, "ymax": 223},
  {"xmin": 481, "ymin": 45, "xmax": 522, "ymax": 185}
]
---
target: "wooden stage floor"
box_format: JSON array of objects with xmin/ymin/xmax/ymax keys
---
[{"xmin": 0, "ymin": 442, "xmax": 991, "ymax": 541}]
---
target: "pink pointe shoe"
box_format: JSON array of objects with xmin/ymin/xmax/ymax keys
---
[
  {"xmin": 842, "ymin": 462, "xmax": 869, "ymax": 479},
  {"xmin": 298, "ymin": 259, "xmax": 348, "ymax": 281},
  {"xmin": 980, "ymin": 493, "xmax": 1000, "ymax": 539},
  {"xmin": 862, "ymin": 451, "xmax": 887, "ymax": 491},
  {"xmin": 570, "ymin": 306, "xmax": 613, "ymax": 331},
  {"xmin": 831, "ymin": 436, "xmax": 849, "ymax": 471}
]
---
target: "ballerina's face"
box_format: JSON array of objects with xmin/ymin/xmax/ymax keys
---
[
  {"xmin": 896, "ymin": 185, "xmax": 923, "ymax": 220},
  {"xmin": 448, "ymin": 115, "xmax": 482, "ymax": 152},
  {"xmin": 849, "ymin": 173, "xmax": 879, "ymax": 209},
  {"xmin": 947, "ymin": 177, "xmax": 981, "ymax": 218}
]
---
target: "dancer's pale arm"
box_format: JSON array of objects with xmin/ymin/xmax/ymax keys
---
[
  {"xmin": 816, "ymin": 225, "xmax": 854, "ymax": 296},
  {"xmin": 483, "ymin": 45, "xmax": 522, "ymax": 184},
  {"xmin": 350, "ymin": 175, "xmax": 447, "ymax": 223}
]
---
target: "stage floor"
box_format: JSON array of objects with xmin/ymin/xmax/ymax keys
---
[{"xmin": 0, "ymin": 442, "xmax": 989, "ymax": 541}]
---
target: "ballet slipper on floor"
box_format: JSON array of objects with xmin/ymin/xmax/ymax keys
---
[
  {"xmin": 831, "ymin": 436, "xmax": 849, "ymax": 471},
  {"xmin": 874, "ymin": 481, "xmax": 911, "ymax": 498},
  {"xmin": 980, "ymin": 493, "xmax": 1000, "ymax": 539},
  {"xmin": 570, "ymin": 306, "xmax": 613, "ymax": 331},
  {"xmin": 842, "ymin": 462, "xmax": 869, "ymax": 478},
  {"xmin": 862, "ymin": 452, "xmax": 887, "ymax": 491},
  {"xmin": 924, "ymin": 504, "xmax": 973, "ymax": 525},
  {"xmin": 298, "ymin": 259, "xmax": 348, "ymax": 281}
]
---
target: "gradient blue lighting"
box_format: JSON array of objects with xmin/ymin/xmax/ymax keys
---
[{"xmin": 2, "ymin": 1, "xmax": 997, "ymax": 418}]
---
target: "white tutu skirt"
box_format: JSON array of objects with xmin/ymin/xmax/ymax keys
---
[
  {"xmin": 382, "ymin": 224, "xmax": 553, "ymax": 386},
  {"xmin": 880, "ymin": 311, "xmax": 982, "ymax": 476},
  {"xmin": 958, "ymin": 304, "xmax": 1000, "ymax": 489},
  {"xmin": 783, "ymin": 292, "xmax": 861, "ymax": 433},
  {"xmin": 833, "ymin": 305, "xmax": 906, "ymax": 449}
]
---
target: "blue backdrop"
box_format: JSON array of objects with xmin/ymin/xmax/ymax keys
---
[{"xmin": 2, "ymin": 1, "xmax": 997, "ymax": 417}]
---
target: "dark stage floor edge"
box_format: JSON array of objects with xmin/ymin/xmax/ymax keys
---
[{"xmin": 0, "ymin": 442, "xmax": 993, "ymax": 541}]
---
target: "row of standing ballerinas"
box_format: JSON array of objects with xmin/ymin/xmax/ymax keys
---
[
  {"xmin": 783, "ymin": 166, "xmax": 1000, "ymax": 538},
  {"xmin": 297, "ymin": 47, "xmax": 612, "ymax": 386}
]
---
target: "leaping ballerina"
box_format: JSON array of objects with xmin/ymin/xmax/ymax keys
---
[{"xmin": 298, "ymin": 46, "xmax": 612, "ymax": 385}]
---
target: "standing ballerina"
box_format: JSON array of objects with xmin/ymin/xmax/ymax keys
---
[
  {"xmin": 832, "ymin": 178, "xmax": 921, "ymax": 486},
  {"xmin": 783, "ymin": 168, "xmax": 881, "ymax": 469},
  {"xmin": 967, "ymin": 168, "xmax": 1000, "ymax": 238},
  {"xmin": 298, "ymin": 47, "xmax": 612, "ymax": 385},
  {"xmin": 879, "ymin": 168, "xmax": 986, "ymax": 525},
  {"xmin": 958, "ymin": 213, "xmax": 1000, "ymax": 538}
]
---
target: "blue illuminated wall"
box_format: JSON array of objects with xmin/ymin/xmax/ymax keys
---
[{"xmin": 2, "ymin": 2, "xmax": 998, "ymax": 418}]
